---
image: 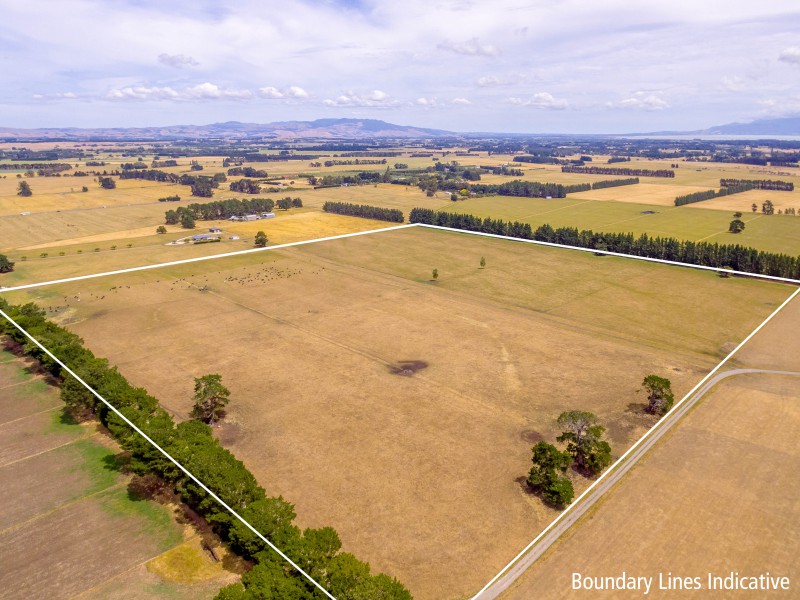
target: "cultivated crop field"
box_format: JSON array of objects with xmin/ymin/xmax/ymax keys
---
[
  {"xmin": 7, "ymin": 226, "xmax": 793, "ymax": 599},
  {"xmin": 0, "ymin": 346, "xmax": 241, "ymax": 599},
  {"xmin": 502, "ymin": 295, "xmax": 800, "ymax": 599}
]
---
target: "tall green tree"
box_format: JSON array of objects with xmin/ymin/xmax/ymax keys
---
[
  {"xmin": 728, "ymin": 219, "xmax": 745, "ymax": 233},
  {"xmin": 0, "ymin": 254, "xmax": 14, "ymax": 273},
  {"xmin": 254, "ymin": 231, "xmax": 268, "ymax": 247},
  {"xmin": 98, "ymin": 176, "xmax": 116, "ymax": 189},
  {"xmin": 556, "ymin": 411, "xmax": 612, "ymax": 476},
  {"xmin": 17, "ymin": 180, "xmax": 32, "ymax": 196},
  {"xmin": 642, "ymin": 375, "xmax": 674, "ymax": 416},
  {"xmin": 180, "ymin": 211, "xmax": 196, "ymax": 229},
  {"xmin": 527, "ymin": 441, "xmax": 574, "ymax": 508},
  {"xmin": 190, "ymin": 374, "xmax": 230, "ymax": 424}
]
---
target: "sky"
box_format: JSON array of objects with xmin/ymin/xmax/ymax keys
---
[{"xmin": 2, "ymin": 0, "xmax": 800, "ymax": 133}]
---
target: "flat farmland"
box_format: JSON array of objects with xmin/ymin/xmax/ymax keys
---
[
  {"xmin": 0, "ymin": 211, "xmax": 391, "ymax": 287},
  {"xmin": 13, "ymin": 227, "xmax": 793, "ymax": 599},
  {"xmin": 0, "ymin": 346, "xmax": 241, "ymax": 599},
  {"xmin": 442, "ymin": 196, "xmax": 800, "ymax": 255},
  {"xmin": 501, "ymin": 294, "xmax": 800, "ymax": 600}
]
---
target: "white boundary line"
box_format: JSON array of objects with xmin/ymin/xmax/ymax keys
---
[
  {"xmin": 0, "ymin": 223, "xmax": 417, "ymax": 294},
  {"xmin": 470, "ymin": 284, "xmax": 800, "ymax": 600},
  {"xmin": 0, "ymin": 308, "xmax": 338, "ymax": 600},
  {"xmin": 1, "ymin": 218, "xmax": 798, "ymax": 598},
  {"xmin": 416, "ymin": 224, "xmax": 800, "ymax": 285},
  {"xmin": 2, "ymin": 221, "xmax": 798, "ymax": 295}
]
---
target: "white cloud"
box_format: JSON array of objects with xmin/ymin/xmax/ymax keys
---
[
  {"xmin": 107, "ymin": 86, "xmax": 180, "ymax": 101},
  {"xmin": 451, "ymin": 97, "xmax": 471, "ymax": 105},
  {"xmin": 612, "ymin": 93, "xmax": 669, "ymax": 111},
  {"xmin": 437, "ymin": 37, "xmax": 500, "ymax": 58},
  {"xmin": 778, "ymin": 46, "xmax": 800, "ymax": 66},
  {"xmin": 258, "ymin": 85, "xmax": 309, "ymax": 100},
  {"xmin": 416, "ymin": 96, "xmax": 437, "ymax": 106},
  {"xmin": 476, "ymin": 75, "xmax": 501, "ymax": 87},
  {"xmin": 508, "ymin": 92, "xmax": 568, "ymax": 110},
  {"xmin": 286, "ymin": 85, "xmax": 309, "ymax": 98},
  {"xmin": 721, "ymin": 76, "xmax": 745, "ymax": 92},
  {"xmin": 323, "ymin": 89, "xmax": 397, "ymax": 107},
  {"xmin": 259, "ymin": 86, "xmax": 284, "ymax": 99},
  {"xmin": 158, "ymin": 53, "xmax": 199, "ymax": 68},
  {"xmin": 106, "ymin": 83, "xmax": 250, "ymax": 102},
  {"xmin": 183, "ymin": 82, "xmax": 252, "ymax": 100}
]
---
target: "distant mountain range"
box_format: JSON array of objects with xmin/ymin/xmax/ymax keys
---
[
  {"xmin": 641, "ymin": 116, "xmax": 800, "ymax": 137},
  {"xmin": 2, "ymin": 115, "xmax": 800, "ymax": 141},
  {"xmin": 0, "ymin": 119, "xmax": 452, "ymax": 141}
]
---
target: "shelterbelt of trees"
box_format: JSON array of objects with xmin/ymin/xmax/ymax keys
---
[
  {"xmin": 119, "ymin": 168, "xmax": 226, "ymax": 197},
  {"xmin": 720, "ymin": 178, "xmax": 794, "ymax": 191},
  {"xmin": 561, "ymin": 166, "xmax": 675, "ymax": 177},
  {"xmin": 675, "ymin": 183, "xmax": 756, "ymax": 206},
  {"xmin": 165, "ymin": 197, "xmax": 276, "ymax": 223},
  {"xmin": 467, "ymin": 177, "xmax": 638, "ymax": 198},
  {"xmin": 322, "ymin": 201, "xmax": 404, "ymax": 222},
  {"xmin": 409, "ymin": 208, "xmax": 800, "ymax": 278},
  {"xmin": 0, "ymin": 299, "xmax": 412, "ymax": 600}
]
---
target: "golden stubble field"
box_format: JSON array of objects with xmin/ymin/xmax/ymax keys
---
[
  {"xmin": 502, "ymin": 294, "xmax": 800, "ymax": 600},
  {"xmin": 11, "ymin": 227, "xmax": 792, "ymax": 599}
]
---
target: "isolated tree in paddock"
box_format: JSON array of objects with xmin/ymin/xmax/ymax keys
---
[
  {"xmin": 556, "ymin": 410, "xmax": 612, "ymax": 476},
  {"xmin": 291, "ymin": 197, "xmax": 302, "ymax": 208},
  {"xmin": 432, "ymin": 268, "xmax": 439, "ymax": 281},
  {"xmin": 156, "ymin": 225, "xmax": 167, "ymax": 234},
  {"xmin": 180, "ymin": 212, "xmax": 196, "ymax": 229},
  {"xmin": 751, "ymin": 203, "xmax": 758, "ymax": 213},
  {"xmin": 527, "ymin": 441, "xmax": 574, "ymax": 508},
  {"xmin": 733, "ymin": 211, "xmax": 742, "ymax": 218},
  {"xmin": 480, "ymin": 256, "xmax": 486, "ymax": 268},
  {"xmin": 190, "ymin": 374, "xmax": 230, "ymax": 424},
  {"xmin": 254, "ymin": 230, "xmax": 268, "ymax": 247},
  {"xmin": 762, "ymin": 200, "xmax": 775, "ymax": 215},
  {"xmin": 0, "ymin": 254, "xmax": 14, "ymax": 273},
  {"xmin": 17, "ymin": 180, "xmax": 32, "ymax": 196},
  {"xmin": 98, "ymin": 176, "xmax": 116, "ymax": 189},
  {"xmin": 642, "ymin": 374, "xmax": 674, "ymax": 417},
  {"xmin": 728, "ymin": 219, "xmax": 745, "ymax": 233}
]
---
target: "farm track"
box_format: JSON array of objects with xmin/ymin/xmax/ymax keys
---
[{"xmin": 481, "ymin": 368, "xmax": 800, "ymax": 600}]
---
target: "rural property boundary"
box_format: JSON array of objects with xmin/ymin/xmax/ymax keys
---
[{"xmin": 1, "ymin": 222, "xmax": 798, "ymax": 600}]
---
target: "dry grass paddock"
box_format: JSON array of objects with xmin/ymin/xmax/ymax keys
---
[
  {"xmin": 503, "ymin": 294, "xmax": 800, "ymax": 599},
  {"xmin": 13, "ymin": 226, "xmax": 792, "ymax": 599}
]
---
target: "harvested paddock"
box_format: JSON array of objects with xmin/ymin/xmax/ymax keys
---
[
  {"xmin": 0, "ymin": 347, "xmax": 239, "ymax": 599},
  {"xmin": 16, "ymin": 226, "xmax": 793, "ymax": 599}
]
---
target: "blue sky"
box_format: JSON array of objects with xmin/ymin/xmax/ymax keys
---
[{"xmin": 3, "ymin": 0, "xmax": 800, "ymax": 133}]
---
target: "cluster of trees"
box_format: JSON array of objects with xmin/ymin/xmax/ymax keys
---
[
  {"xmin": 468, "ymin": 180, "xmax": 590, "ymax": 198},
  {"xmin": 121, "ymin": 162, "xmax": 149, "ymax": 170},
  {"xmin": 607, "ymin": 156, "xmax": 631, "ymax": 164},
  {"xmin": 323, "ymin": 201, "xmax": 404, "ymax": 222},
  {"xmin": 512, "ymin": 155, "xmax": 562, "ymax": 165},
  {"xmin": 720, "ymin": 178, "xmax": 794, "ymax": 192},
  {"xmin": 230, "ymin": 179, "xmax": 262, "ymax": 194},
  {"xmin": 165, "ymin": 198, "xmax": 276, "ymax": 224},
  {"xmin": 591, "ymin": 177, "xmax": 639, "ymax": 189},
  {"xmin": 528, "ymin": 411, "xmax": 613, "ymax": 508},
  {"xmin": 152, "ymin": 159, "xmax": 178, "ymax": 168},
  {"xmin": 481, "ymin": 165, "xmax": 524, "ymax": 176},
  {"xmin": 0, "ymin": 253, "xmax": 14, "ymax": 273},
  {"xmin": 409, "ymin": 208, "xmax": 800, "ymax": 278},
  {"xmin": 158, "ymin": 195, "xmax": 181, "ymax": 203},
  {"xmin": 309, "ymin": 172, "xmax": 383, "ymax": 187},
  {"xmin": 0, "ymin": 300, "xmax": 411, "ymax": 600},
  {"xmin": 98, "ymin": 177, "xmax": 116, "ymax": 189},
  {"xmin": 561, "ymin": 166, "xmax": 675, "ymax": 178},
  {"xmin": 227, "ymin": 167, "xmax": 269, "ymax": 178},
  {"xmin": 118, "ymin": 168, "xmax": 225, "ymax": 197},
  {"xmin": 276, "ymin": 197, "xmax": 302, "ymax": 210}
]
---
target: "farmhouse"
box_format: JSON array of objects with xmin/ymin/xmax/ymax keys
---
[
  {"xmin": 243, "ymin": 214, "xmax": 260, "ymax": 221},
  {"xmin": 191, "ymin": 234, "xmax": 220, "ymax": 242},
  {"xmin": 261, "ymin": 212, "xmax": 276, "ymax": 219},
  {"xmin": 209, "ymin": 227, "xmax": 222, "ymax": 233}
]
